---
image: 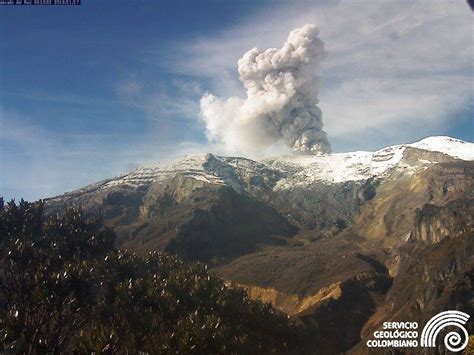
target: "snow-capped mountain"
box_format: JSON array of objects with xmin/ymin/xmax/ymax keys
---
[
  {"xmin": 46, "ymin": 134, "xmax": 473, "ymax": 256},
  {"xmin": 50, "ymin": 136, "xmax": 473, "ymax": 200},
  {"xmin": 45, "ymin": 135, "xmax": 473, "ymax": 353},
  {"xmin": 268, "ymin": 136, "xmax": 473, "ymax": 187}
]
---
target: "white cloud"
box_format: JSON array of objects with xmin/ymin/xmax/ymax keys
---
[
  {"xmin": 199, "ymin": 24, "xmax": 331, "ymax": 157},
  {"xmin": 322, "ymin": 75, "xmax": 471, "ymax": 135},
  {"xmin": 167, "ymin": 0, "xmax": 473, "ymax": 152},
  {"xmin": 115, "ymin": 78, "xmax": 202, "ymax": 122},
  {"xmin": 3, "ymin": 1, "xmax": 472, "ymax": 199},
  {"xmin": 0, "ymin": 107, "xmax": 205, "ymax": 201}
]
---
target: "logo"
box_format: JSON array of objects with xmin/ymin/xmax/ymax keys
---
[
  {"xmin": 367, "ymin": 310, "xmax": 470, "ymax": 352},
  {"xmin": 420, "ymin": 310, "xmax": 470, "ymax": 353}
]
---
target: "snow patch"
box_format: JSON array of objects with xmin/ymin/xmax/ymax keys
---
[
  {"xmin": 408, "ymin": 136, "xmax": 474, "ymax": 161},
  {"xmin": 268, "ymin": 145, "xmax": 406, "ymax": 187},
  {"xmin": 53, "ymin": 136, "xmax": 473, "ymax": 197}
]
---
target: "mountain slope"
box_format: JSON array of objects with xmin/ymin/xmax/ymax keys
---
[
  {"xmin": 45, "ymin": 136, "xmax": 474, "ymax": 353},
  {"xmin": 47, "ymin": 136, "xmax": 473, "ymax": 249}
]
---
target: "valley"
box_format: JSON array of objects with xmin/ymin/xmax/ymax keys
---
[{"xmin": 45, "ymin": 136, "xmax": 474, "ymax": 353}]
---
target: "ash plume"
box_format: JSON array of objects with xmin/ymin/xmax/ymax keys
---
[{"xmin": 200, "ymin": 24, "xmax": 331, "ymax": 156}]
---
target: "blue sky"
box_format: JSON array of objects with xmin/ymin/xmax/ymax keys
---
[{"xmin": 0, "ymin": 0, "xmax": 473, "ymax": 201}]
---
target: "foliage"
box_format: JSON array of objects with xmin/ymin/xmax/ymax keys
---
[{"xmin": 0, "ymin": 198, "xmax": 298, "ymax": 353}]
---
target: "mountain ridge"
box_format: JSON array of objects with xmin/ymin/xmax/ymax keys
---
[
  {"xmin": 44, "ymin": 135, "xmax": 474, "ymax": 353},
  {"xmin": 47, "ymin": 135, "xmax": 474, "ymax": 201}
]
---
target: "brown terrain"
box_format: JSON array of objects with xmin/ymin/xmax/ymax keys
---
[{"xmin": 46, "ymin": 141, "xmax": 474, "ymax": 354}]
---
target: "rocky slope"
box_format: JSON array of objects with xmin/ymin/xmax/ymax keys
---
[{"xmin": 45, "ymin": 136, "xmax": 474, "ymax": 353}]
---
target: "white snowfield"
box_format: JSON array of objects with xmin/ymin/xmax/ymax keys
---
[
  {"xmin": 266, "ymin": 145, "xmax": 406, "ymax": 188},
  {"xmin": 59, "ymin": 136, "xmax": 474, "ymax": 197},
  {"xmin": 268, "ymin": 136, "xmax": 474, "ymax": 188},
  {"xmin": 408, "ymin": 136, "xmax": 473, "ymax": 161},
  {"xmin": 102, "ymin": 155, "xmax": 225, "ymax": 189}
]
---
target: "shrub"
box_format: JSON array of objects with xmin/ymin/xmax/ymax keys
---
[{"xmin": 0, "ymin": 199, "xmax": 298, "ymax": 353}]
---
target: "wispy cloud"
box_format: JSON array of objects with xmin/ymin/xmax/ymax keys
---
[
  {"xmin": 0, "ymin": 106, "xmax": 206, "ymax": 201},
  {"xmin": 4, "ymin": 90, "xmax": 119, "ymax": 107},
  {"xmin": 115, "ymin": 78, "xmax": 202, "ymax": 122},
  {"xmin": 164, "ymin": 0, "xmax": 473, "ymax": 151},
  {"xmin": 2, "ymin": 1, "xmax": 472, "ymax": 200}
]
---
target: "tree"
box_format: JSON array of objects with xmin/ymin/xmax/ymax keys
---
[
  {"xmin": 0, "ymin": 199, "xmax": 114, "ymax": 353},
  {"xmin": 0, "ymin": 199, "xmax": 299, "ymax": 353}
]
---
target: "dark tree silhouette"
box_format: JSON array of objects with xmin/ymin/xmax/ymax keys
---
[{"xmin": 0, "ymin": 199, "xmax": 299, "ymax": 353}]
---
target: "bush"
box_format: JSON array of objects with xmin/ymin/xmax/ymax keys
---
[{"xmin": 0, "ymin": 199, "xmax": 298, "ymax": 353}]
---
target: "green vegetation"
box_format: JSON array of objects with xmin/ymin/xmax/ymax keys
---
[{"xmin": 0, "ymin": 199, "xmax": 297, "ymax": 353}]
